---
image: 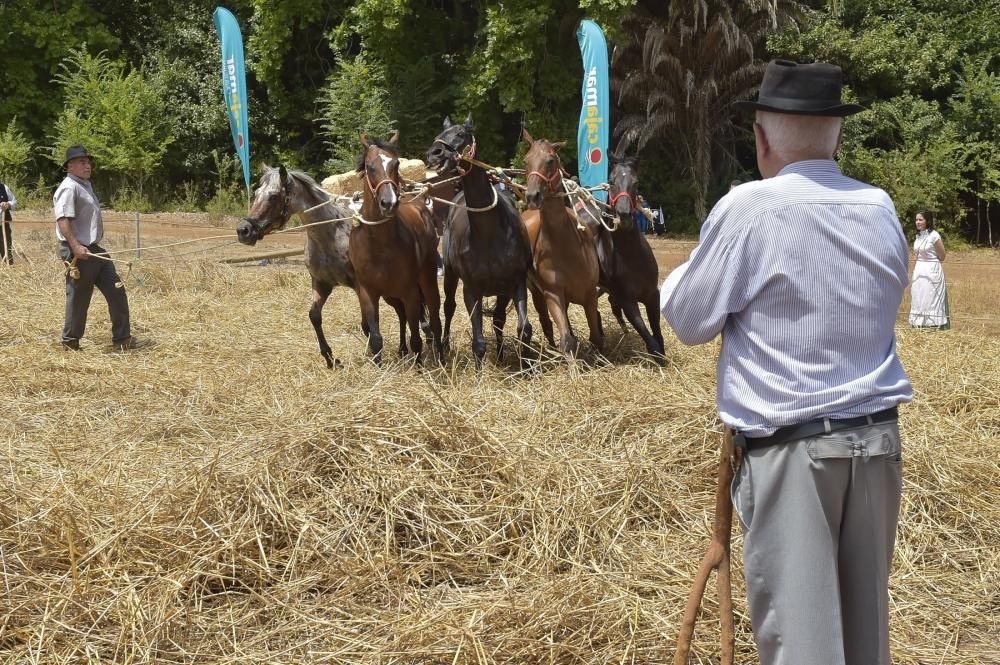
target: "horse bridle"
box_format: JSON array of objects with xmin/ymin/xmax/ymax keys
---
[
  {"xmin": 527, "ymin": 159, "xmax": 568, "ymax": 195},
  {"xmin": 364, "ymin": 149, "xmax": 401, "ymax": 198},
  {"xmin": 432, "ymin": 135, "xmax": 478, "ymax": 176},
  {"xmin": 246, "ymin": 181, "xmax": 292, "ymax": 235},
  {"xmin": 608, "ymin": 190, "xmax": 636, "ymax": 212}
]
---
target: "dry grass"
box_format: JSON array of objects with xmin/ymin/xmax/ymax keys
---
[{"xmin": 1, "ymin": 231, "xmax": 998, "ymax": 664}]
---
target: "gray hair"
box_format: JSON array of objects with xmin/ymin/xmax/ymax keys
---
[{"xmin": 756, "ymin": 111, "xmax": 842, "ymax": 160}]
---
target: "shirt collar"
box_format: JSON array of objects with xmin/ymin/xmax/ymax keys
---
[
  {"xmin": 67, "ymin": 174, "xmax": 93, "ymax": 187},
  {"xmin": 776, "ymin": 159, "xmax": 843, "ymax": 178}
]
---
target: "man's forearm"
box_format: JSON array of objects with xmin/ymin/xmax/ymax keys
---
[{"xmin": 57, "ymin": 218, "xmax": 86, "ymax": 254}]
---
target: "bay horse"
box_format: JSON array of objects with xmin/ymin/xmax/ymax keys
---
[
  {"xmin": 520, "ymin": 130, "xmax": 604, "ymax": 358},
  {"xmin": 351, "ymin": 131, "xmax": 443, "ymax": 364},
  {"xmin": 577, "ymin": 156, "xmax": 665, "ymax": 364},
  {"xmin": 236, "ymin": 165, "xmax": 357, "ymax": 369},
  {"xmin": 425, "ymin": 113, "xmax": 533, "ymax": 367}
]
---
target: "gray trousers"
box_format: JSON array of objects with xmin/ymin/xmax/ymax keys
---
[
  {"xmin": 732, "ymin": 421, "xmax": 903, "ymax": 665},
  {"xmin": 59, "ymin": 243, "xmax": 131, "ymax": 344}
]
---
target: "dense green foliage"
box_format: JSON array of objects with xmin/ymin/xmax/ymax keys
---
[
  {"xmin": 0, "ymin": 0, "xmax": 997, "ymax": 241},
  {"xmin": 771, "ymin": 0, "xmax": 1000, "ymax": 243}
]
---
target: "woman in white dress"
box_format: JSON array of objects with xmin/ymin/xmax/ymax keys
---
[{"xmin": 909, "ymin": 208, "xmax": 949, "ymax": 328}]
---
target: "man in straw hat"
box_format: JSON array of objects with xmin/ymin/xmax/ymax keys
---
[
  {"xmin": 660, "ymin": 60, "xmax": 912, "ymax": 665},
  {"xmin": 54, "ymin": 145, "xmax": 133, "ymax": 351}
]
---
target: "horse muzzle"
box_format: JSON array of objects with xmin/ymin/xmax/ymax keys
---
[
  {"xmin": 525, "ymin": 192, "xmax": 544, "ymax": 210},
  {"xmin": 236, "ymin": 219, "xmax": 262, "ymax": 246}
]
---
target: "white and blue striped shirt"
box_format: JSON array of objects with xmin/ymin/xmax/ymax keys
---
[{"xmin": 661, "ymin": 159, "xmax": 913, "ymax": 436}]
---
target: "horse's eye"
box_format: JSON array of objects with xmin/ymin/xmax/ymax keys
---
[{"xmin": 268, "ymin": 193, "xmax": 278, "ymax": 201}]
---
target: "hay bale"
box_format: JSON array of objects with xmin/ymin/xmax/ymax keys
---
[{"xmin": 321, "ymin": 158, "xmax": 428, "ymax": 196}]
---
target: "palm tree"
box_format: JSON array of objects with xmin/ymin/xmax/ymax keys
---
[{"xmin": 614, "ymin": 0, "xmax": 801, "ymax": 222}]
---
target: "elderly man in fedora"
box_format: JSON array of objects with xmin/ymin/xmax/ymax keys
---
[
  {"xmin": 54, "ymin": 145, "xmax": 133, "ymax": 350},
  {"xmin": 661, "ymin": 61, "xmax": 912, "ymax": 665}
]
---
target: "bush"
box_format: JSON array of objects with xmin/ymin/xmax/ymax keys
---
[
  {"xmin": 206, "ymin": 188, "xmax": 246, "ymax": 224},
  {"xmin": 0, "ymin": 119, "xmax": 34, "ymax": 188},
  {"xmin": 110, "ymin": 186, "xmax": 154, "ymax": 213}
]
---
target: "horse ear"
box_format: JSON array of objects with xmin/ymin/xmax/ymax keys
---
[
  {"xmin": 443, "ymin": 115, "xmax": 452, "ymax": 129},
  {"xmin": 521, "ymin": 128, "xmax": 534, "ymax": 145},
  {"xmin": 464, "ymin": 112, "xmax": 473, "ymax": 129},
  {"xmin": 278, "ymin": 165, "xmax": 291, "ymax": 188},
  {"xmin": 551, "ymin": 141, "xmax": 566, "ymax": 152},
  {"xmin": 359, "ymin": 132, "xmax": 370, "ymax": 148},
  {"xmin": 388, "ymin": 129, "xmax": 400, "ymax": 145}
]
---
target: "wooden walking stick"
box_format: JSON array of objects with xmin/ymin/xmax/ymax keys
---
[
  {"xmin": 1, "ymin": 220, "xmax": 9, "ymax": 267},
  {"xmin": 673, "ymin": 427, "xmax": 742, "ymax": 665}
]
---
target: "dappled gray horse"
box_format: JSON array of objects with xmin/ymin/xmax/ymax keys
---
[
  {"xmin": 235, "ymin": 166, "xmax": 359, "ymax": 368},
  {"xmin": 425, "ymin": 114, "xmax": 533, "ymax": 366}
]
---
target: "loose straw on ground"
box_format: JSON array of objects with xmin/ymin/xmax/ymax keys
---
[{"xmin": 1, "ymin": 233, "xmax": 998, "ymax": 664}]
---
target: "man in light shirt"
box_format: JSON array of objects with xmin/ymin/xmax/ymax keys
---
[
  {"xmin": 661, "ymin": 61, "xmax": 912, "ymax": 665},
  {"xmin": 54, "ymin": 145, "xmax": 133, "ymax": 350}
]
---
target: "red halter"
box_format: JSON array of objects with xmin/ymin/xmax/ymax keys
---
[
  {"xmin": 608, "ymin": 190, "xmax": 636, "ymax": 211},
  {"xmin": 527, "ymin": 165, "xmax": 567, "ymax": 194}
]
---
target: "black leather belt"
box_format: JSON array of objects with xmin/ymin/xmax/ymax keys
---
[{"xmin": 735, "ymin": 406, "xmax": 899, "ymax": 452}]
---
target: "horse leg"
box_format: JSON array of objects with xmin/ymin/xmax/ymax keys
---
[
  {"xmin": 358, "ymin": 286, "xmax": 383, "ymax": 365},
  {"xmin": 584, "ymin": 291, "xmax": 605, "ymax": 354},
  {"xmin": 644, "ymin": 294, "xmax": 666, "ymax": 364},
  {"xmin": 514, "ymin": 281, "xmax": 534, "ymax": 356},
  {"xmin": 544, "ymin": 290, "xmax": 577, "ymax": 358},
  {"xmin": 309, "ymin": 279, "xmax": 337, "ymax": 369},
  {"xmin": 529, "ymin": 282, "xmax": 556, "ymax": 347},
  {"xmin": 385, "ymin": 296, "xmax": 408, "ymax": 357},
  {"xmin": 610, "ymin": 293, "xmax": 628, "ymax": 331},
  {"xmin": 622, "ymin": 298, "xmax": 663, "ymax": 366},
  {"xmin": 492, "ymin": 294, "xmax": 510, "ymax": 362},
  {"xmin": 418, "ymin": 262, "xmax": 444, "ymax": 363},
  {"xmin": 442, "ymin": 266, "xmax": 459, "ymax": 352},
  {"xmin": 403, "ymin": 289, "xmax": 424, "ymax": 363},
  {"xmin": 464, "ymin": 285, "xmax": 486, "ymax": 368}
]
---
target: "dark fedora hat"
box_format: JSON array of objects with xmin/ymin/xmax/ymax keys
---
[
  {"xmin": 733, "ymin": 60, "xmax": 865, "ymax": 117},
  {"xmin": 63, "ymin": 145, "xmax": 95, "ymax": 168}
]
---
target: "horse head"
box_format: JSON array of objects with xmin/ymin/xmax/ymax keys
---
[
  {"xmin": 609, "ymin": 155, "xmax": 640, "ymax": 230},
  {"xmin": 522, "ymin": 129, "xmax": 566, "ymax": 210},
  {"xmin": 357, "ymin": 131, "xmax": 401, "ymax": 218},
  {"xmin": 426, "ymin": 113, "xmax": 475, "ymax": 175},
  {"xmin": 238, "ymin": 165, "xmax": 298, "ymax": 245}
]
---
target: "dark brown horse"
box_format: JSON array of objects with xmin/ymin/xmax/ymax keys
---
[
  {"xmin": 577, "ymin": 157, "xmax": 665, "ymax": 364},
  {"xmin": 236, "ymin": 166, "xmax": 357, "ymax": 368},
  {"xmin": 520, "ymin": 130, "xmax": 604, "ymax": 358},
  {"xmin": 351, "ymin": 132, "xmax": 443, "ymax": 364},
  {"xmin": 425, "ymin": 113, "xmax": 533, "ymax": 367}
]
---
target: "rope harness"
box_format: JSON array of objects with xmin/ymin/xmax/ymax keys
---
[{"xmin": 57, "ymin": 154, "xmax": 624, "ymax": 282}]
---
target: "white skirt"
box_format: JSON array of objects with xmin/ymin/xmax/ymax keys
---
[{"xmin": 909, "ymin": 260, "xmax": 948, "ymax": 327}]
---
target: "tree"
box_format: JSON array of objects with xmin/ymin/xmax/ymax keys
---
[
  {"xmin": 614, "ymin": 0, "xmax": 801, "ymax": 222},
  {"xmin": 50, "ymin": 49, "xmax": 174, "ymax": 199},
  {"xmin": 318, "ymin": 54, "xmax": 395, "ymax": 173},
  {"xmin": 0, "ymin": 120, "xmax": 35, "ymax": 189}
]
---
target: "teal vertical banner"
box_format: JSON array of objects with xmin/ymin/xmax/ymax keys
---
[
  {"xmin": 213, "ymin": 7, "xmax": 251, "ymax": 193},
  {"xmin": 576, "ymin": 19, "xmax": 610, "ymax": 202}
]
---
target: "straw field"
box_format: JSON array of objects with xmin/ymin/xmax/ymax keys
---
[{"xmin": 1, "ymin": 220, "xmax": 998, "ymax": 664}]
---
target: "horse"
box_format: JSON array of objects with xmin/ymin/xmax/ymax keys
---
[
  {"xmin": 425, "ymin": 113, "xmax": 534, "ymax": 367},
  {"xmin": 576, "ymin": 156, "xmax": 665, "ymax": 365},
  {"xmin": 236, "ymin": 165, "xmax": 358, "ymax": 369},
  {"xmin": 351, "ymin": 131, "xmax": 443, "ymax": 364},
  {"xmin": 520, "ymin": 130, "xmax": 604, "ymax": 358}
]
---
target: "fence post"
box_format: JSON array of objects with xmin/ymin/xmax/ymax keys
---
[{"xmin": 135, "ymin": 212, "xmax": 141, "ymax": 258}]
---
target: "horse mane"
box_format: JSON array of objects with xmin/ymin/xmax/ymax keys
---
[{"xmin": 355, "ymin": 138, "xmax": 400, "ymax": 173}]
